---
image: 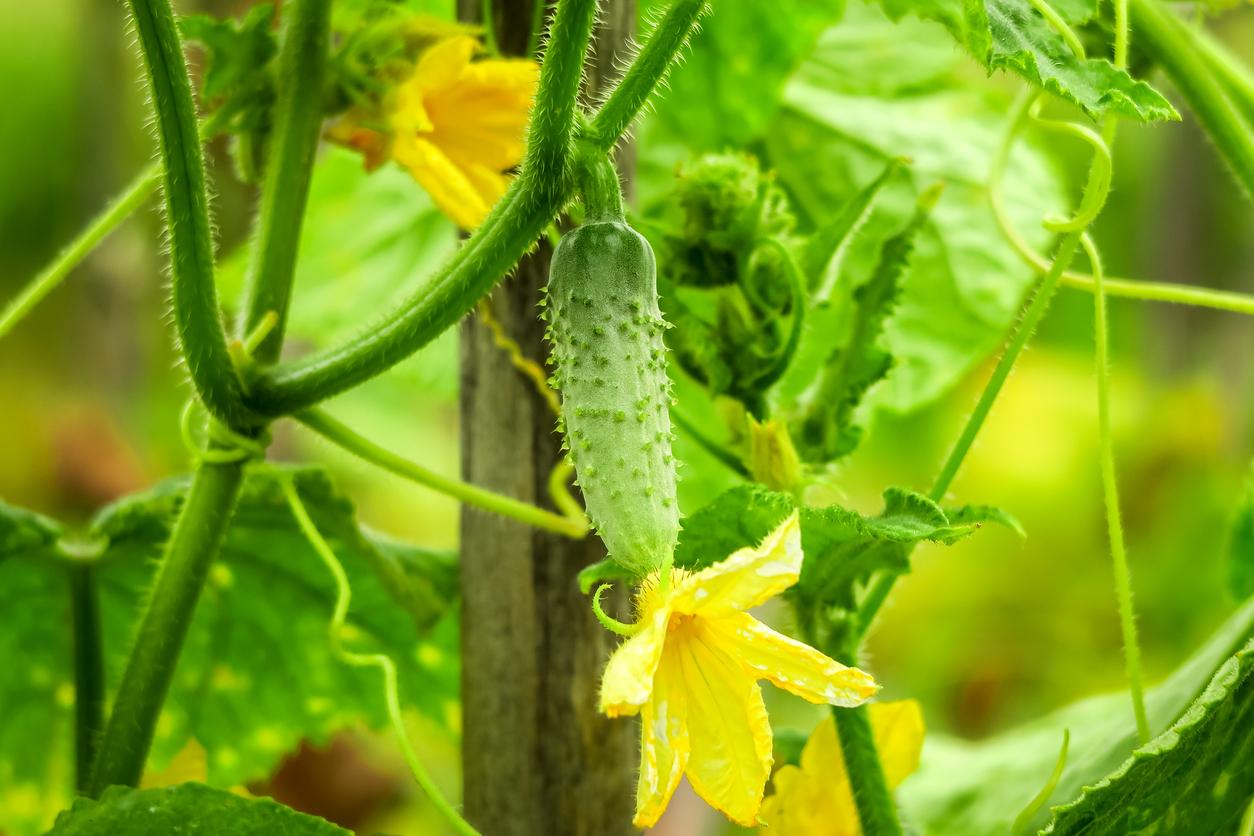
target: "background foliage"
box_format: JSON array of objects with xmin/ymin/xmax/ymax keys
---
[{"xmin": 0, "ymin": 0, "xmax": 1251, "ymax": 832}]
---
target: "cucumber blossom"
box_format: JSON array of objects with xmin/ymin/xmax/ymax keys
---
[{"xmin": 545, "ymin": 221, "xmax": 680, "ymax": 576}]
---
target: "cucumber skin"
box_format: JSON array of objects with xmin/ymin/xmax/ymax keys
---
[{"xmin": 545, "ymin": 222, "xmax": 680, "ymax": 576}]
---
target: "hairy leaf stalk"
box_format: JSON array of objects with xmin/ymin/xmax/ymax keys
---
[{"xmin": 127, "ymin": 0, "xmax": 255, "ymax": 428}]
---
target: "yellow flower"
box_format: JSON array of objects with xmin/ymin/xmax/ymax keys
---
[
  {"xmin": 388, "ymin": 36, "xmax": 538, "ymax": 229},
  {"xmin": 759, "ymin": 700, "xmax": 925, "ymax": 835},
  {"xmin": 599, "ymin": 513, "xmax": 879, "ymax": 828}
]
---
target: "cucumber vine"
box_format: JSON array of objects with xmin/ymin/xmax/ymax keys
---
[{"xmin": 2, "ymin": 0, "xmax": 1252, "ymax": 832}]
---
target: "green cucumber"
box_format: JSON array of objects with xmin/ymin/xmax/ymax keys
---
[{"xmin": 545, "ymin": 221, "xmax": 680, "ymax": 576}]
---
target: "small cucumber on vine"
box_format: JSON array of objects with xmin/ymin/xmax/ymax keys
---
[{"xmin": 544, "ymin": 157, "xmax": 679, "ymax": 576}]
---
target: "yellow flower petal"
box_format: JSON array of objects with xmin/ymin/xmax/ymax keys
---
[
  {"xmin": 765, "ymin": 701, "xmax": 925, "ymax": 835},
  {"xmin": 392, "ymin": 135, "xmax": 493, "ymax": 229},
  {"xmin": 869, "ymin": 700, "xmax": 925, "ymax": 789},
  {"xmin": 385, "ymin": 35, "xmax": 538, "ymax": 228},
  {"xmin": 599, "ymin": 607, "xmax": 669, "ymax": 717},
  {"xmin": 708, "ymin": 610, "xmax": 878, "ymax": 707},
  {"xmin": 423, "ymin": 55, "xmax": 536, "ymax": 173},
  {"xmin": 633, "ymin": 649, "xmax": 689, "ymax": 828},
  {"xmin": 412, "ymin": 36, "xmax": 476, "ymax": 91},
  {"xmin": 673, "ymin": 512, "xmax": 803, "ymax": 614},
  {"xmin": 678, "ymin": 621, "xmax": 773, "ymax": 827}
]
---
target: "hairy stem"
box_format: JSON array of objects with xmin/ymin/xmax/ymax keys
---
[
  {"xmin": 70, "ymin": 563, "xmax": 105, "ymax": 792},
  {"xmin": 297, "ymin": 408, "xmax": 588, "ymax": 538},
  {"xmin": 573, "ymin": 144, "xmax": 626, "ymax": 221},
  {"xmin": 519, "ymin": 0, "xmax": 599, "ymax": 199},
  {"xmin": 833, "ymin": 705, "xmax": 902, "ymax": 836},
  {"xmin": 1132, "ymin": 0, "xmax": 1254, "ymax": 201},
  {"xmin": 0, "ymin": 164, "xmax": 159, "ymax": 341},
  {"xmin": 856, "ymin": 229, "xmax": 1084, "ymax": 634},
  {"xmin": 585, "ymin": 0, "xmax": 707, "ymax": 150},
  {"xmin": 236, "ymin": 0, "xmax": 333, "ymax": 363},
  {"xmin": 1193, "ymin": 26, "xmax": 1254, "ymax": 127},
  {"xmin": 1084, "ymin": 235, "xmax": 1151, "ymax": 744},
  {"xmin": 244, "ymin": 0, "xmax": 613, "ymax": 416},
  {"xmin": 128, "ymin": 0, "xmax": 254, "ymax": 427},
  {"xmin": 989, "ymin": 90, "xmax": 1254, "ymax": 317},
  {"xmin": 88, "ymin": 460, "xmax": 246, "ymax": 794}
]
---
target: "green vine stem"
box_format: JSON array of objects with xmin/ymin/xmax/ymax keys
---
[
  {"xmin": 924, "ymin": 227, "xmax": 1082, "ymax": 506},
  {"xmin": 296, "ymin": 408, "xmax": 589, "ymax": 538},
  {"xmin": 1132, "ymin": 0, "xmax": 1254, "ymax": 201},
  {"xmin": 88, "ymin": 0, "xmax": 337, "ymax": 793},
  {"xmin": 1083, "ymin": 233, "xmax": 1151, "ymax": 744},
  {"xmin": 280, "ymin": 478, "xmax": 480, "ymax": 836},
  {"xmin": 833, "ymin": 705, "xmax": 902, "ymax": 836},
  {"xmin": 243, "ymin": 0, "xmax": 700, "ymax": 417},
  {"xmin": 243, "ymin": 0, "xmax": 600, "ymax": 416},
  {"xmin": 88, "ymin": 460, "xmax": 247, "ymax": 795},
  {"xmin": 584, "ymin": 0, "xmax": 707, "ymax": 151},
  {"xmin": 990, "ymin": 92, "xmax": 1254, "ymax": 318},
  {"xmin": 236, "ymin": 0, "xmax": 333, "ymax": 364},
  {"xmin": 70, "ymin": 563, "xmax": 106, "ymax": 792},
  {"xmin": 519, "ymin": 0, "xmax": 599, "ymax": 200},
  {"xmin": 127, "ymin": 0, "xmax": 255, "ymax": 428},
  {"xmin": 1193, "ymin": 26, "xmax": 1254, "ymax": 126},
  {"xmin": 573, "ymin": 143, "xmax": 626, "ymax": 221},
  {"xmin": 857, "ymin": 95, "xmax": 1120, "ymax": 635},
  {"xmin": 0, "ymin": 164, "xmax": 159, "ymax": 341},
  {"xmin": 1011, "ymin": 730, "xmax": 1070, "ymax": 834}
]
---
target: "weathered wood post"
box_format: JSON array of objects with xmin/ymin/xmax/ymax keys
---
[{"xmin": 457, "ymin": 2, "xmax": 637, "ymax": 833}]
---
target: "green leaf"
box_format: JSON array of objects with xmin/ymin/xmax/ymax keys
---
[
  {"xmin": 800, "ymin": 488, "xmax": 977, "ymax": 607},
  {"xmin": 672, "ymin": 483, "xmax": 977, "ymax": 608},
  {"xmin": 797, "ymin": 159, "xmax": 901, "ymax": 286},
  {"xmin": 767, "ymin": 3, "xmax": 1070, "ymax": 413},
  {"xmin": 899, "ymin": 597, "xmax": 1254, "ymax": 836},
  {"xmin": 643, "ymin": 0, "xmax": 845, "ymax": 149},
  {"xmin": 792, "ymin": 189, "xmax": 935, "ymax": 461},
  {"xmin": 48, "ymin": 782, "xmax": 349, "ymax": 835},
  {"xmin": 179, "ymin": 6, "xmax": 277, "ymax": 102},
  {"xmin": 673, "ymin": 483, "xmax": 796, "ymax": 572},
  {"xmin": 1043, "ymin": 639, "xmax": 1254, "ymax": 835},
  {"xmin": 0, "ymin": 504, "xmax": 77, "ymax": 834},
  {"xmin": 946, "ymin": 503, "xmax": 1027, "ymax": 538},
  {"xmin": 0, "ymin": 468, "xmax": 458, "ymax": 835},
  {"xmin": 874, "ymin": 0, "xmax": 1177, "ymax": 122},
  {"xmin": 1228, "ymin": 466, "xmax": 1254, "ymax": 599},
  {"xmin": 0, "ymin": 499, "xmax": 61, "ymax": 560}
]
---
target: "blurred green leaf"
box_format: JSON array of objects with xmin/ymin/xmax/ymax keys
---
[
  {"xmin": 946, "ymin": 503, "xmax": 1027, "ymax": 538},
  {"xmin": 49, "ymin": 783, "xmax": 348, "ymax": 835},
  {"xmin": 900, "ymin": 597, "xmax": 1254, "ymax": 835},
  {"xmin": 1044, "ymin": 639, "xmax": 1253, "ymax": 835},
  {"xmin": 792, "ymin": 189, "xmax": 933, "ymax": 462},
  {"xmin": 1228, "ymin": 466, "xmax": 1254, "ymax": 600},
  {"xmin": 874, "ymin": 0, "xmax": 1176, "ymax": 122},
  {"xmin": 180, "ymin": 6, "xmax": 276, "ymax": 103},
  {"xmin": 767, "ymin": 3, "xmax": 1069, "ymax": 413},
  {"xmin": 0, "ymin": 499, "xmax": 60, "ymax": 559},
  {"xmin": 0, "ymin": 503, "xmax": 75, "ymax": 834},
  {"xmin": 180, "ymin": 4, "xmax": 278, "ymax": 181},
  {"xmin": 0, "ymin": 467, "xmax": 458, "ymax": 835},
  {"xmin": 644, "ymin": 0, "xmax": 845, "ymax": 149}
]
